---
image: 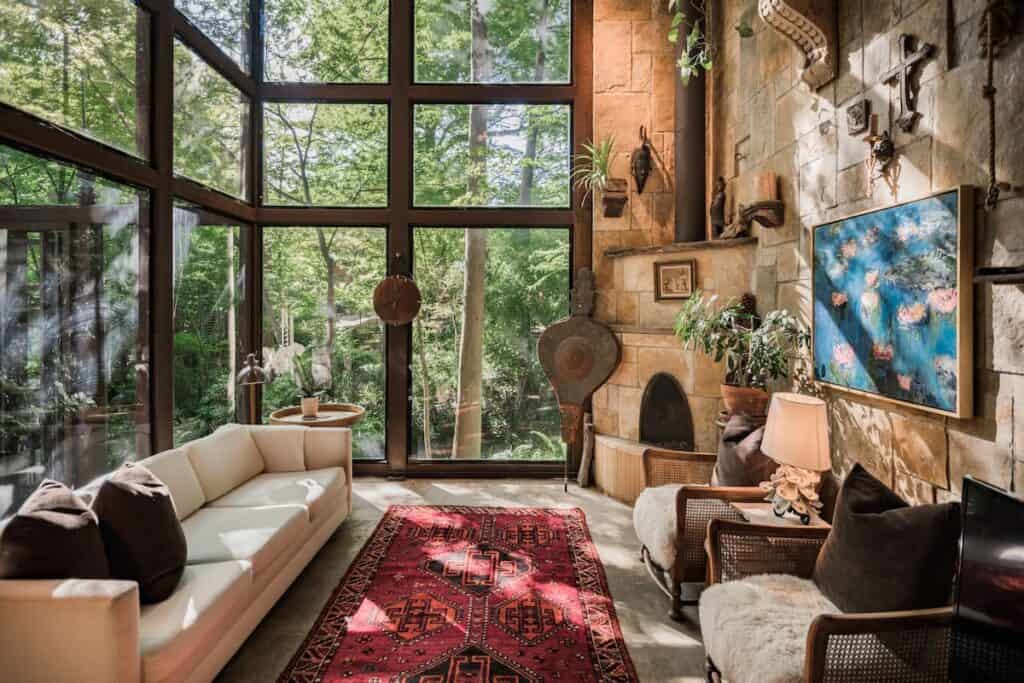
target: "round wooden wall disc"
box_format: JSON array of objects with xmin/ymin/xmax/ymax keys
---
[{"xmin": 373, "ymin": 275, "xmax": 422, "ymax": 326}]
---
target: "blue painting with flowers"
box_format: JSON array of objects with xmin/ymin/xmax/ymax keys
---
[{"xmin": 812, "ymin": 189, "xmax": 967, "ymax": 414}]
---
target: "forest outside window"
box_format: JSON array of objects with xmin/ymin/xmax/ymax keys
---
[
  {"xmin": 415, "ymin": 0, "xmax": 571, "ymax": 83},
  {"xmin": 263, "ymin": 0, "xmax": 388, "ymax": 83},
  {"xmin": 262, "ymin": 227, "xmax": 386, "ymax": 461},
  {"xmin": 411, "ymin": 227, "xmax": 569, "ymax": 462},
  {"xmin": 175, "ymin": 0, "xmax": 250, "ymax": 72},
  {"xmin": 413, "ymin": 104, "xmax": 571, "ymax": 207},
  {"xmin": 263, "ymin": 103, "xmax": 388, "ymax": 207},
  {"xmin": 0, "ymin": 145, "xmax": 149, "ymax": 517},
  {"xmin": 172, "ymin": 204, "xmax": 246, "ymax": 445},
  {"xmin": 0, "ymin": 0, "xmax": 150, "ymax": 158},
  {"xmin": 173, "ymin": 40, "xmax": 250, "ymax": 199}
]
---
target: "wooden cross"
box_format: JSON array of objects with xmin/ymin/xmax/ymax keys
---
[{"xmin": 881, "ymin": 34, "xmax": 934, "ymax": 132}]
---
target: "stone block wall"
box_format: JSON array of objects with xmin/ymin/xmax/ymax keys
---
[{"xmin": 707, "ymin": 0, "xmax": 1024, "ymax": 501}]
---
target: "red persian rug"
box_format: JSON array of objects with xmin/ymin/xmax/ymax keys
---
[{"xmin": 280, "ymin": 506, "xmax": 639, "ymax": 682}]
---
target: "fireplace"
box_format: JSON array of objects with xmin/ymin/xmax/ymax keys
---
[{"xmin": 639, "ymin": 373, "xmax": 695, "ymax": 451}]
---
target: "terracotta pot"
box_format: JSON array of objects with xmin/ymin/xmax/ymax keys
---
[
  {"xmin": 300, "ymin": 396, "xmax": 319, "ymax": 418},
  {"xmin": 721, "ymin": 384, "xmax": 770, "ymax": 417}
]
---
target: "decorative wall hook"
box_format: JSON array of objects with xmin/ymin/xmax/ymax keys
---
[{"xmin": 631, "ymin": 126, "xmax": 652, "ymax": 194}]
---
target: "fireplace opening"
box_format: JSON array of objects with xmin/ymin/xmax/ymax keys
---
[{"xmin": 639, "ymin": 373, "xmax": 695, "ymax": 451}]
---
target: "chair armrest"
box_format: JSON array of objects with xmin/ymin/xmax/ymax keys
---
[
  {"xmin": 805, "ymin": 607, "xmax": 953, "ymax": 683},
  {"xmin": 0, "ymin": 579, "xmax": 141, "ymax": 682},
  {"xmin": 642, "ymin": 448, "xmax": 716, "ymax": 487},
  {"xmin": 707, "ymin": 518, "xmax": 830, "ymax": 584}
]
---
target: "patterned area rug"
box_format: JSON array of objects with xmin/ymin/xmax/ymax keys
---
[{"xmin": 280, "ymin": 506, "xmax": 639, "ymax": 682}]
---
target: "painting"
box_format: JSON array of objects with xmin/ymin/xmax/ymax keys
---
[
  {"xmin": 654, "ymin": 260, "xmax": 695, "ymax": 301},
  {"xmin": 811, "ymin": 187, "xmax": 973, "ymax": 417}
]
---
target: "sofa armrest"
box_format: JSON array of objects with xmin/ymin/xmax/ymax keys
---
[
  {"xmin": 304, "ymin": 428, "xmax": 353, "ymax": 505},
  {"xmin": 805, "ymin": 607, "xmax": 953, "ymax": 683},
  {"xmin": 0, "ymin": 579, "xmax": 140, "ymax": 683},
  {"xmin": 707, "ymin": 518, "xmax": 830, "ymax": 584},
  {"xmin": 674, "ymin": 486, "xmax": 765, "ymax": 582}
]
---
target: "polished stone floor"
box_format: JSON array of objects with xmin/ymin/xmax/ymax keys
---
[{"xmin": 217, "ymin": 478, "xmax": 707, "ymax": 682}]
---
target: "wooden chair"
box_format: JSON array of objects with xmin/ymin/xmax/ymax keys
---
[
  {"xmin": 635, "ymin": 448, "xmax": 766, "ymax": 620},
  {"xmin": 703, "ymin": 519, "xmax": 953, "ymax": 683}
]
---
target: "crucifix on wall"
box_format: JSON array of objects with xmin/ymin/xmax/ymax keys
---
[{"xmin": 881, "ymin": 33, "xmax": 935, "ymax": 133}]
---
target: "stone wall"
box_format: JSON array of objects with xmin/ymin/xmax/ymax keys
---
[
  {"xmin": 708, "ymin": 0, "xmax": 1024, "ymax": 501},
  {"xmin": 591, "ymin": 0, "xmax": 1023, "ymax": 501}
]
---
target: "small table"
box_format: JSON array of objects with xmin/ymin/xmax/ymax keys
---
[
  {"xmin": 268, "ymin": 403, "xmax": 366, "ymax": 428},
  {"xmin": 731, "ymin": 502, "xmax": 830, "ymax": 528}
]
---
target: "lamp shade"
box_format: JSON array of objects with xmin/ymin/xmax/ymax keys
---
[{"xmin": 761, "ymin": 393, "xmax": 831, "ymax": 471}]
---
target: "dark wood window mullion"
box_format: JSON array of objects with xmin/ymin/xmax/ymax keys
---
[
  {"xmin": 150, "ymin": 0, "xmax": 177, "ymax": 453},
  {"xmin": 172, "ymin": 11, "xmax": 257, "ymax": 99},
  {"xmin": 248, "ymin": 0, "xmax": 266, "ymax": 424},
  {"xmin": 385, "ymin": 0, "xmax": 413, "ymax": 478}
]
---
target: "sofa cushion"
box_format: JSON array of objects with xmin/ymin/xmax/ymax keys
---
[
  {"xmin": 0, "ymin": 480, "xmax": 110, "ymax": 580},
  {"xmin": 247, "ymin": 425, "xmax": 306, "ymax": 472},
  {"xmin": 633, "ymin": 484, "xmax": 681, "ymax": 570},
  {"xmin": 184, "ymin": 424, "xmax": 265, "ymax": 501},
  {"xmin": 813, "ymin": 464, "xmax": 961, "ymax": 614},
  {"xmin": 182, "ymin": 505, "xmax": 308, "ymax": 576},
  {"xmin": 140, "ymin": 559, "xmax": 252, "ymax": 683},
  {"xmin": 137, "ymin": 448, "xmax": 206, "ymax": 520},
  {"xmin": 712, "ymin": 414, "xmax": 777, "ymax": 487},
  {"xmin": 207, "ymin": 468, "xmax": 346, "ymax": 524},
  {"xmin": 700, "ymin": 574, "xmax": 839, "ymax": 683},
  {"xmin": 92, "ymin": 463, "xmax": 187, "ymax": 604}
]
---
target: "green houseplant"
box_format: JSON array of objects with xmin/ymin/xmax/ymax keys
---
[
  {"xmin": 674, "ymin": 292, "xmax": 810, "ymax": 415},
  {"xmin": 293, "ymin": 351, "xmax": 326, "ymax": 418},
  {"xmin": 571, "ymin": 137, "xmax": 627, "ymax": 216}
]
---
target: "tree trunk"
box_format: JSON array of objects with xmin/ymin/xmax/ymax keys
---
[
  {"xmin": 226, "ymin": 228, "xmax": 236, "ymax": 406},
  {"xmin": 316, "ymin": 228, "xmax": 336, "ymax": 371},
  {"xmin": 452, "ymin": 0, "xmax": 492, "ymax": 460},
  {"xmin": 416, "ymin": 316, "xmax": 433, "ymax": 459}
]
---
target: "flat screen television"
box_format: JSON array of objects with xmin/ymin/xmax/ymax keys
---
[{"xmin": 951, "ymin": 476, "xmax": 1024, "ymax": 682}]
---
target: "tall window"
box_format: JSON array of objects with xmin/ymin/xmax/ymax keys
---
[
  {"xmin": 0, "ymin": 145, "xmax": 149, "ymax": 516},
  {"xmin": 0, "ymin": 0, "xmax": 588, "ymax": 485}
]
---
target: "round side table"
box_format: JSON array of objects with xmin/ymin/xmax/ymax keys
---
[{"xmin": 268, "ymin": 403, "xmax": 366, "ymax": 428}]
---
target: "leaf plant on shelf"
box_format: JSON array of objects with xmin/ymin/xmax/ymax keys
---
[
  {"xmin": 668, "ymin": 1, "xmax": 713, "ymax": 84},
  {"xmin": 571, "ymin": 137, "xmax": 627, "ymax": 216},
  {"xmin": 674, "ymin": 291, "xmax": 811, "ymax": 416}
]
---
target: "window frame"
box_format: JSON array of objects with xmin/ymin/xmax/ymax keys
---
[{"xmin": 0, "ymin": 0, "xmax": 593, "ymax": 479}]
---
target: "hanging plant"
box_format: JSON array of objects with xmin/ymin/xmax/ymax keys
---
[{"xmin": 667, "ymin": 1, "xmax": 713, "ymax": 84}]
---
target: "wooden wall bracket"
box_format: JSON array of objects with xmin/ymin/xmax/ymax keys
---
[{"xmin": 758, "ymin": 0, "xmax": 837, "ymax": 91}]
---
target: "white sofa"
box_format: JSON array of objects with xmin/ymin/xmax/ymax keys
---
[{"xmin": 0, "ymin": 423, "xmax": 352, "ymax": 683}]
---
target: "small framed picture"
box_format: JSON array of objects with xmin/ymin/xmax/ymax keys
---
[{"xmin": 654, "ymin": 260, "xmax": 696, "ymax": 301}]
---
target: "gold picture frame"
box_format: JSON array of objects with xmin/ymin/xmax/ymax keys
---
[{"xmin": 654, "ymin": 260, "xmax": 696, "ymax": 301}]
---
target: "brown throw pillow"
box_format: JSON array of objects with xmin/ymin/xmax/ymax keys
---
[
  {"xmin": 92, "ymin": 463, "xmax": 187, "ymax": 604},
  {"xmin": 0, "ymin": 480, "xmax": 110, "ymax": 580},
  {"xmin": 712, "ymin": 414, "xmax": 777, "ymax": 486},
  {"xmin": 813, "ymin": 464, "xmax": 960, "ymax": 613}
]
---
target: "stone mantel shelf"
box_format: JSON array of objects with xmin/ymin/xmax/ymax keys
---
[
  {"xmin": 609, "ymin": 324, "xmax": 675, "ymax": 336},
  {"xmin": 604, "ymin": 236, "xmax": 758, "ymax": 260}
]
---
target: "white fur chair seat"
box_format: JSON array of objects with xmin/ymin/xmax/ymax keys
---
[
  {"xmin": 632, "ymin": 484, "xmax": 682, "ymax": 569},
  {"xmin": 699, "ymin": 574, "xmax": 840, "ymax": 683}
]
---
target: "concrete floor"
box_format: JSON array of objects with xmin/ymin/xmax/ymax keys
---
[{"xmin": 216, "ymin": 478, "xmax": 708, "ymax": 683}]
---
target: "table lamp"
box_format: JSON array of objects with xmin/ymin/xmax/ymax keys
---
[{"xmin": 759, "ymin": 392, "xmax": 831, "ymax": 524}]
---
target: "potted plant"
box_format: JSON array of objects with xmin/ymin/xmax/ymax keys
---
[
  {"xmin": 674, "ymin": 292, "xmax": 810, "ymax": 416},
  {"xmin": 571, "ymin": 137, "xmax": 627, "ymax": 216},
  {"xmin": 293, "ymin": 352, "xmax": 324, "ymax": 418}
]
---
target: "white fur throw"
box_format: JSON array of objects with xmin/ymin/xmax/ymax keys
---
[
  {"xmin": 632, "ymin": 484, "xmax": 682, "ymax": 569},
  {"xmin": 700, "ymin": 574, "xmax": 840, "ymax": 683}
]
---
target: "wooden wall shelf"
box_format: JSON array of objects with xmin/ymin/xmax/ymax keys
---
[
  {"xmin": 604, "ymin": 236, "xmax": 757, "ymax": 260},
  {"xmin": 975, "ymin": 266, "xmax": 1024, "ymax": 284}
]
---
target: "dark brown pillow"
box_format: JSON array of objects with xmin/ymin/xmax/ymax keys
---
[
  {"xmin": 92, "ymin": 463, "xmax": 187, "ymax": 604},
  {"xmin": 0, "ymin": 480, "xmax": 110, "ymax": 580},
  {"xmin": 712, "ymin": 414, "xmax": 777, "ymax": 486},
  {"xmin": 813, "ymin": 464, "xmax": 960, "ymax": 613}
]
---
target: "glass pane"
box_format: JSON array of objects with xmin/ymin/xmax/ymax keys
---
[
  {"xmin": 174, "ymin": 40, "xmax": 249, "ymax": 198},
  {"xmin": 0, "ymin": 0, "xmax": 150, "ymax": 157},
  {"xmin": 262, "ymin": 227, "xmax": 386, "ymax": 460},
  {"xmin": 175, "ymin": 0, "xmax": 250, "ymax": 71},
  {"xmin": 264, "ymin": 103, "xmax": 387, "ymax": 206},
  {"xmin": 415, "ymin": 0, "xmax": 570, "ymax": 83},
  {"xmin": 172, "ymin": 204, "xmax": 246, "ymax": 444},
  {"xmin": 264, "ymin": 0, "xmax": 388, "ymax": 83},
  {"xmin": 0, "ymin": 145, "xmax": 149, "ymax": 518},
  {"xmin": 414, "ymin": 104, "xmax": 570, "ymax": 207},
  {"xmin": 411, "ymin": 227, "xmax": 569, "ymax": 461}
]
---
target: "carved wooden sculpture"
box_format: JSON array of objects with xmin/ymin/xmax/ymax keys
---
[{"xmin": 759, "ymin": 0, "xmax": 837, "ymax": 91}]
